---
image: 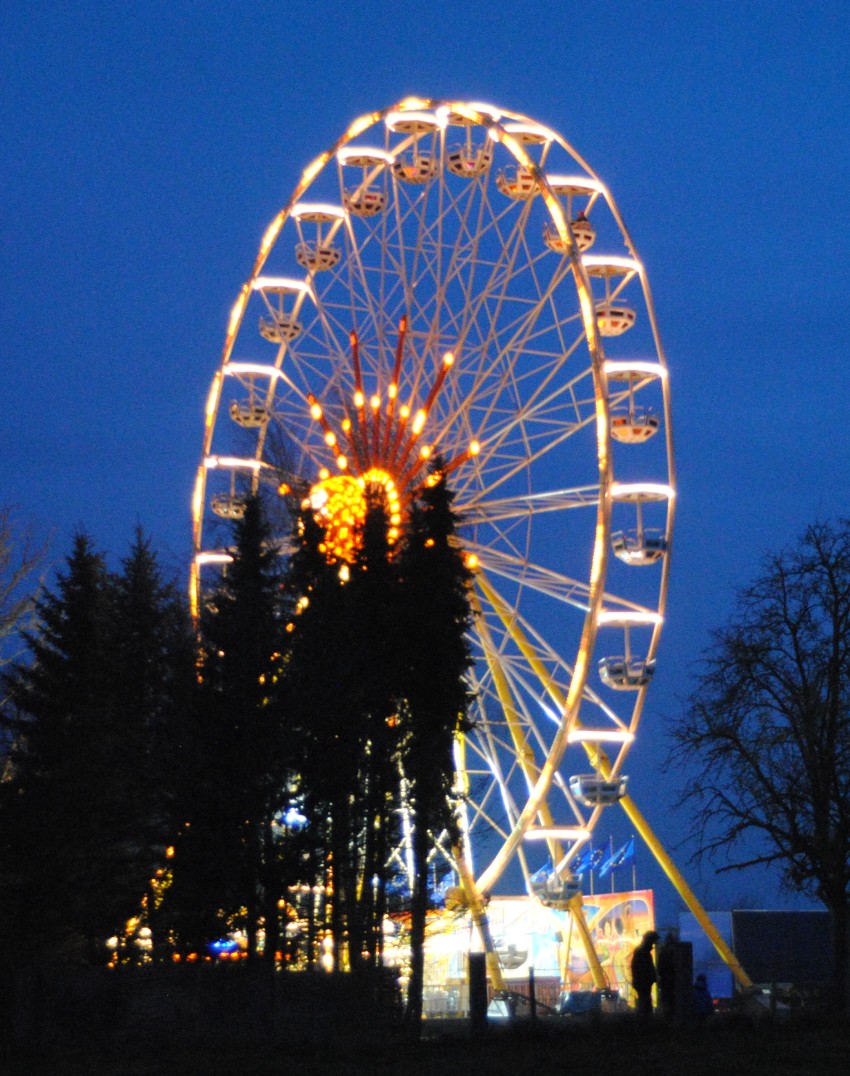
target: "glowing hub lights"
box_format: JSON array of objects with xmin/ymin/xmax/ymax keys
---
[
  {"xmin": 296, "ymin": 324, "xmax": 478, "ymax": 564},
  {"xmin": 305, "ymin": 468, "xmax": 402, "ymax": 564}
]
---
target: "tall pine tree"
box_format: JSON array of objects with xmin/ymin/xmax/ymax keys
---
[
  {"xmin": 0, "ymin": 530, "xmax": 193, "ymax": 963},
  {"xmin": 397, "ymin": 463, "xmax": 473, "ymax": 1031},
  {"xmin": 167, "ymin": 495, "xmax": 292, "ymax": 959}
]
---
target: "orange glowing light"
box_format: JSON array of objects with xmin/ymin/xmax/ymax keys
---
[{"xmin": 309, "ymin": 474, "xmax": 368, "ymax": 563}]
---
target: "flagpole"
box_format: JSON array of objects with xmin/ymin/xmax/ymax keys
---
[
  {"xmin": 609, "ymin": 836, "xmax": 614, "ymax": 895},
  {"xmin": 632, "ymin": 834, "xmax": 637, "ymax": 891}
]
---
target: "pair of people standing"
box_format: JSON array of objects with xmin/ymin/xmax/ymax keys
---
[{"xmin": 631, "ymin": 930, "xmax": 713, "ymax": 1020}]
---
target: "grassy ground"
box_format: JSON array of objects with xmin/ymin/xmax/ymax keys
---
[{"xmin": 5, "ymin": 1014, "xmax": 850, "ymax": 1075}]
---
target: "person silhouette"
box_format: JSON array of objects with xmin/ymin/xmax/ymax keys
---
[{"xmin": 630, "ymin": 930, "xmax": 660, "ymax": 1019}]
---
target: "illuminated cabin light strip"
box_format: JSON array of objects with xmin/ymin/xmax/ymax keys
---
[
  {"xmin": 523, "ymin": 827, "xmax": 590, "ymax": 842},
  {"xmin": 196, "ymin": 551, "xmax": 234, "ymax": 566},
  {"xmin": 290, "ymin": 202, "xmax": 346, "ymax": 221},
  {"xmin": 597, "ymin": 610, "xmax": 663, "ymax": 628},
  {"xmin": 567, "ymin": 729, "xmax": 635, "ymax": 745},
  {"xmin": 224, "ymin": 363, "xmax": 285, "ymax": 380},
  {"xmin": 545, "ymin": 174, "xmax": 605, "ymax": 196},
  {"xmin": 385, "ymin": 109, "xmax": 444, "ymax": 132},
  {"xmin": 611, "ymin": 481, "xmax": 675, "ymax": 502},
  {"xmin": 502, "ymin": 121, "xmax": 553, "ymax": 143},
  {"xmin": 204, "ymin": 456, "xmax": 265, "ymax": 472},
  {"xmin": 581, "ymin": 254, "xmax": 642, "ymax": 275},
  {"xmin": 604, "ymin": 360, "xmax": 667, "ymax": 380},
  {"xmin": 337, "ymin": 146, "xmax": 394, "ymax": 165},
  {"xmin": 252, "ymin": 276, "xmax": 312, "ymax": 295}
]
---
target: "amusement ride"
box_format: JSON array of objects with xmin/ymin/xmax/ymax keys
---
[{"xmin": 191, "ymin": 98, "xmax": 750, "ymax": 993}]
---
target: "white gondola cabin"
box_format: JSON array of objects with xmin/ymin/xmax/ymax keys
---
[
  {"xmin": 598, "ymin": 656, "xmax": 655, "ymax": 690},
  {"xmin": 253, "ymin": 278, "xmax": 311, "ymax": 345},
  {"xmin": 338, "ymin": 148, "xmax": 392, "ymax": 217},
  {"xmin": 387, "ymin": 110, "xmax": 440, "ymax": 185},
  {"xmin": 568, "ymin": 774, "xmax": 629, "ymax": 807},
  {"xmin": 258, "ymin": 313, "xmax": 302, "ymax": 343},
  {"xmin": 530, "ymin": 870, "xmax": 581, "ymax": 905},
  {"xmin": 496, "ymin": 165, "xmax": 537, "ymax": 199},
  {"xmin": 596, "ymin": 301, "xmax": 636, "ymax": 336},
  {"xmin": 446, "ymin": 143, "xmax": 493, "ymax": 177},
  {"xmin": 291, "ymin": 204, "xmax": 344, "ymax": 273},
  {"xmin": 610, "ymin": 406, "xmax": 659, "ymax": 443},
  {"xmin": 211, "ymin": 494, "xmax": 247, "ymax": 520},
  {"xmin": 611, "ymin": 529, "xmax": 667, "ymax": 566},
  {"xmin": 544, "ymin": 213, "xmax": 596, "ymax": 254},
  {"xmin": 229, "ymin": 402, "xmax": 268, "ymax": 428}
]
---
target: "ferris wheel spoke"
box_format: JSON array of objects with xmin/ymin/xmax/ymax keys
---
[
  {"xmin": 475, "ymin": 549, "xmax": 595, "ymax": 611},
  {"xmin": 461, "ymin": 484, "xmax": 601, "ymax": 524}
]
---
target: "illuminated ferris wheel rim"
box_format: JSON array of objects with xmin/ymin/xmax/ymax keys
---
[{"xmin": 191, "ymin": 97, "xmax": 675, "ymax": 902}]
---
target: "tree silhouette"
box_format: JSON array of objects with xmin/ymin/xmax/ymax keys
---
[
  {"xmin": 168, "ymin": 495, "xmax": 292, "ymax": 959},
  {"xmin": 397, "ymin": 463, "xmax": 473, "ymax": 1031},
  {"xmin": 670, "ymin": 520, "xmax": 850, "ymax": 1008},
  {"xmin": 0, "ymin": 531, "xmax": 192, "ymax": 963},
  {"xmin": 282, "ymin": 492, "xmax": 404, "ymax": 972}
]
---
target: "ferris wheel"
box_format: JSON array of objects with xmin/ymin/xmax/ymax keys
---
[{"xmin": 191, "ymin": 98, "xmax": 675, "ymax": 912}]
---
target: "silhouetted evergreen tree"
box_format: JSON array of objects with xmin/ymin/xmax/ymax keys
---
[
  {"xmin": 0, "ymin": 531, "xmax": 193, "ymax": 964},
  {"xmin": 166, "ymin": 496, "xmax": 292, "ymax": 960},
  {"xmin": 344, "ymin": 496, "xmax": 404, "ymax": 967},
  {"xmin": 108, "ymin": 528, "xmax": 196, "ymax": 949},
  {"xmin": 282, "ymin": 494, "xmax": 404, "ymax": 971},
  {"xmin": 397, "ymin": 463, "xmax": 473, "ymax": 1032}
]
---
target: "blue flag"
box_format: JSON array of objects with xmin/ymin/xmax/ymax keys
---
[
  {"xmin": 597, "ymin": 837, "xmax": 635, "ymax": 879},
  {"xmin": 572, "ymin": 845, "xmax": 604, "ymax": 877}
]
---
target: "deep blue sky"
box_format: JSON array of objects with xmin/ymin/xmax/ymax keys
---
[{"xmin": 3, "ymin": 2, "xmax": 849, "ymax": 924}]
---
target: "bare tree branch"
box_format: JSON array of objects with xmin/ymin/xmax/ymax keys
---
[{"xmin": 1, "ymin": 507, "xmax": 49, "ymax": 667}]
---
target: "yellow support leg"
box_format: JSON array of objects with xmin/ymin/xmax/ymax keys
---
[
  {"xmin": 453, "ymin": 844, "xmax": 507, "ymax": 994},
  {"xmin": 569, "ymin": 894, "xmax": 609, "ymax": 990},
  {"xmin": 475, "ymin": 571, "xmax": 753, "ymax": 991}
]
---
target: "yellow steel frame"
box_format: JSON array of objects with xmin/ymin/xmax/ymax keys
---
[{"xmin": 462, "ymin": 568, "xmax": 753, "ymax": 992}]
